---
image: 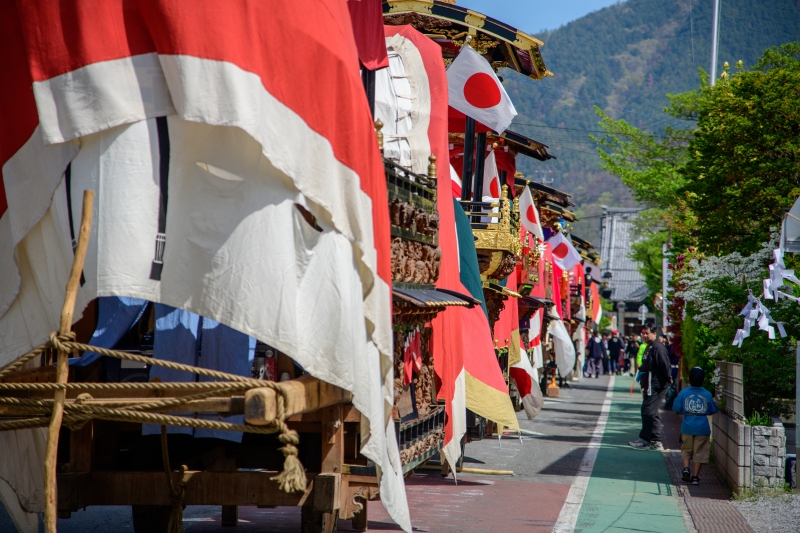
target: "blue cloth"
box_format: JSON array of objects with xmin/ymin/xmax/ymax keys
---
[
  {"xmin": 143, "ymin": 304, "xmax": 255, "ymax": 442},
  {"xmin": 70, "ymin": 297, "xmax": 148, "ymax": 366},
  {"xmin": 672, "ymin": 386, "xmax": 718, "ymax": 435}
]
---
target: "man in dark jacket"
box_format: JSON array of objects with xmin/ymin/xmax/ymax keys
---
[
  {"xmin": 607, "ymin": 331, "xmax": 624, "ymax": 375},
  {"xmin": 629, "ymin": 325, "xmax": 672, "ymax": 450},
  {"xmin": 585, "ymin": 331, "xmax": 606, "ymax": 378}
]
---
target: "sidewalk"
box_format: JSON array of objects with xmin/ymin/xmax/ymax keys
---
[{"xmin": 661, "ymin": 398, "xmax": 755, "ymax": 533}]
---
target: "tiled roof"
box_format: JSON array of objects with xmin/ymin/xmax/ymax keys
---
[{"xmin": 598, "ymin": 207, "xmax": 649, "ymax": 303}]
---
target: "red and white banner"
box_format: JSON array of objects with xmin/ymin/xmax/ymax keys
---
[
  {"xmin": 446, "ymin": 44, "xmax": 517, "ymax": 133},
  {"xmin": 0, "ymin": 2, "xmax": 408, "ymax": 530},
  {"xmin": 482, "ymin": 149, "xmax": 500, "ymax": 199},
  {"xmin": 591, "ymin": 281, "xmax": 603, "ymax": 324},
  {"xmin": 519, "ymin": 185, "xmax": 544, "ymax": 241},
  {"xmin": 382, "ymin": 24, "xmax": 468, "ymax": 472},
  {"xmin": 548, "ymin": 231, "xmax": 583, "ymax": 271}
]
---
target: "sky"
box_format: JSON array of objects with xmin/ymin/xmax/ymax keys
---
[{"xmin": 455, "ymin": 0, "xmax": 624, "ymax": 34}]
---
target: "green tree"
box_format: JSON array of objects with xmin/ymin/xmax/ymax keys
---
[{"xmin": 683, "ymin": 44, "xmax": 800, "ymax": 255}]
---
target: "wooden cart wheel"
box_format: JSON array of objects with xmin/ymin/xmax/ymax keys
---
[
  {"xmin": 132, "ymin": 505, "xmax": 184, "ymax": 533},
  {"xmin": 301, "ymin": 506, "xmax": 339, "ymax": 533}
]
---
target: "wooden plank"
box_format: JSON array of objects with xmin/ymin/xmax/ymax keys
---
[
  {"xmin": 59, "ymin": 471, "xmax": 314, "ymax": 508},
  {"xmin": 287, "ymin": 404, "xmax": 360, "ymax": 423},
  {"xmin": 320, "ymin": 405, "xmax": 344, "ymax": 474},
  {"xmin": 245, "ymin": 375, "xmax": 352, "ymax": 425},
  {"xmin": 69, "ymin": 421, "xmax": 94, "ymax": 473},
  {"xmin": 313, "ymin": 473, "xmax": 341, "ymax": 513}
]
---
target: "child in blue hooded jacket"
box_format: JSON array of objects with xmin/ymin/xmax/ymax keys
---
[{"xmin": 672, "ymin": 367, "xmax": 718, "ymax": 484}]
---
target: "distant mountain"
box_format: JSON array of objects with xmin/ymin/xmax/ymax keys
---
[{"xmin": 503, "ymin": 0, "xmax": 800, "ymax": 246}]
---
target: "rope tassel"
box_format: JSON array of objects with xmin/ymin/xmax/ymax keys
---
[{"xmin": 160, "ymin": 426, "xmax": 186, "ymax": 533}]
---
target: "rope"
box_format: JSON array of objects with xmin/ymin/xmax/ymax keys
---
[
  {"xmin": 0, "ymin": 333, "xmax": 310, "ymax": 493},
  {"xmin": 50, "ymin": 336, "xmax": 261, "ymax": 384},
  {"xmin": 0, "ymin": 382, "xmax": 251, "ymax": 391},
  {"xmin": 160, "ymin": 426, "xmax": 187, "ymax": 533}
]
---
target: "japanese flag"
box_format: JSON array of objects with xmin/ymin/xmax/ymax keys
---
[
  {"xmin": 519, "ymin": 186, "xmax": 544, "ymax": 241},
  {"xmin": 548, "ymin": 232, "xmax": 582, "ymax": 271},
  {"xmin": 447, "ymin": 45, "xmax": 517, "ymax": 133},
  {"xmin": 482, "ymin": 149, "xmax": 500, "ymax": 199}
]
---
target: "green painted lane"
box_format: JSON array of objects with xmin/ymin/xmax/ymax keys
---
[{"xmin": 575, "ymin": 377, "xmax": 686, "ymax": 533}]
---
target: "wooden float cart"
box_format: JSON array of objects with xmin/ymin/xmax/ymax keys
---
[
  {"xmin": 0, "ymin": 134, "xmax": 473, "ymax": 533},
  {"xmin": 0, "ymin": 187, "xmax": 377, "ymax": 532}
]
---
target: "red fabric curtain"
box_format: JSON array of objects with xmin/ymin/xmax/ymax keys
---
[{"xmin": 347, "ymin": 0, "xmax": 389, "ymax": 70}]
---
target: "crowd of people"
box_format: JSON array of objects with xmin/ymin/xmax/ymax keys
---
[
  {"xmin": 583, "ymin": 329, "xmax": 647, "ymax": 379},
  {"xmin": 583, "ymin": 324, "xmax": 718, "ymax": 485}
]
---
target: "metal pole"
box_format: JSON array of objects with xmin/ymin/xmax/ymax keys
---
[
  {"xmin": 662, "ymin": 243, "xmax": 669, "ymax": 329},
  {"xmin": 460, "ymin": 117, "xmax": 477, "ymax": 202},
  {"xmin": 710, "ymin": 0, "xmax": 721, "ymax": 86},
  {"xmin": 473, "ymin": 132, "xmax": 488, "ymax": 199}
]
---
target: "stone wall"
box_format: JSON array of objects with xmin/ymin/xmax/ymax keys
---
[
  {"xmin": 752, "ymin": 424, "xmax": 786, "ymax": 487},
  {"xmin": 712, "ymin": 411, "xmax": 787, "ymax": 490},
  {"xmin": 712, "ymin": 411, "xmax": 751, "ymax": 489}
]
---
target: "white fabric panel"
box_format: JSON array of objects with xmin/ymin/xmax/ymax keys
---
[
  {"xmin": 0, "ymin": 428, "xmax": 47, "ymax": 533},
  {"xmin": 548, "ymin": 319, "xmax": 576, "ymax": 378},
  {"xmin": 0, "ymin": 180, "xmax": 75, "ymax": 360},
  {"xmin": 0, "ymin": 126, "xmax": 77, "ymax": 318},
  {"xmin": 374, "ymin": 51, "xmax": 412, "ymax": 168},
  {"xmin": 441, "ymin": 368, "xmax": 466, "ymax": 471},
  {"xmin": 158, "ymin": 55, "xmax": 390, "ymax": 361},
  {"xmin": 32, "ymin": 53, "xmax": 174, "ymax": 145},
  {"xmin": 375, "ymin": 34, "xmax": 434, "ymax": 176}
]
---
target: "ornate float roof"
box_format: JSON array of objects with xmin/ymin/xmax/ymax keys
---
[{"xmin": 382, "ymin": 0, "xmax": 550, "ymax": 80}]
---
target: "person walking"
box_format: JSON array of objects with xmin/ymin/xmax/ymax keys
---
[
  {"xmin": 607, "ymin": 331, "xmax": 623, "ymax": 375},
  {"xmin": 673, "ymin": 367, "xmax": 718, "ymax": 484},
  {"xmin": 585, "ymin": 330, "xmax": 605, "ymax": 378},
  {"xmin": 629, "ymin": 325, "xmax": 672, "ymax": 450},
  {"xmin": 625, "ymin": 335, "xmax": 639, "ymax": 376},
  {"xmin": 601, "ymin": 332, "xmax": 611, "ymax": 375}
]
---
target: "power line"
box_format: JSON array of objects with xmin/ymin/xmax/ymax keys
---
[
  {"xmin": 525, "ymin": 82, "xmax": 691, "ymax": 127},
  {"xmin": 513, "ymin": 122, "xmax": 666, "ymax": 137},
  {"xmin": 544, "ymin": 144, "xmax": 601, "ymax": 156}
]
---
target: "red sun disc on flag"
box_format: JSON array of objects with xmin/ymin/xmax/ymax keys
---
[
  {"xmin": 464, "ymin": 73, "xmax": 502, "ymax": 109},
  {"xmin": 490, "ymin": 177, "xmax": 499, "ymax": 197},
  {"xmin": 526, "ymin": 205, "xmax": 537, "ymax": 224},
  {"xmin": 552, "ymin": 243, "xmax": 569, "ymax": 258}
]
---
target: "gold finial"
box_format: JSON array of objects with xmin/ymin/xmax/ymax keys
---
[
  {"xmin": 492, "ymin": 142, "xmax": 499, "ymax": 150},
  {"xmin": 374, "ymin": 120, "xmax": 384, "ymax": 152},
  {"xmin": 554, "ymin": 221, "xmax": 563, "ymax": 233},
  {"xmin": 465, "ymin": 35, "xmax": 473, "ymax": 46},
  {"xmin": 514, "ymin": 171, "xmax": 524, "ymax": 179},
  {"xmin": 428, "ymin": 154, "xmax": 437, "ymax": 181}
]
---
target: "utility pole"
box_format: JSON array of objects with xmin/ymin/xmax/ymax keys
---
[
  {"xmin": 710, "ymin": 0, "xmax": 721, "ymax": 86},
  {"xmin": 662, "ymin": 242, "xmax": 671, "ymax": 330}
]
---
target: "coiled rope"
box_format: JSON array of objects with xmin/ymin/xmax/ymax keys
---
[{"xmin": 0, "ymin": 332, "xmax": 308, "ymax": 497}]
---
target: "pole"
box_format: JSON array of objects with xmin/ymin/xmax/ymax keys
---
[
  {"xmin": 710, "ymin": 0, "xmax": 721, "ymax": 86},
  {"xmin": 662, "ymin": 242, "xmax": 669, "ymax": 329},
  {"xmin": 472, "ymin": 133, "xmax": 488, "ymax": 200},
  {"xmin": 460, "ymin": 117, "xmax": 476, "ymax": 203},
  {"xmin": 44, "ymin": 190, "xmax": 94, "ymax": 532}
]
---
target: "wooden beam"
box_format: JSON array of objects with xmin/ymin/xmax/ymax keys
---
[
  {"xmin": 245, "ymin": 375, "xmax": 352, "ymax": 426},
  {"xmin": 59, "ymin": 471, "xmax": 314, "ymax": 509}
]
